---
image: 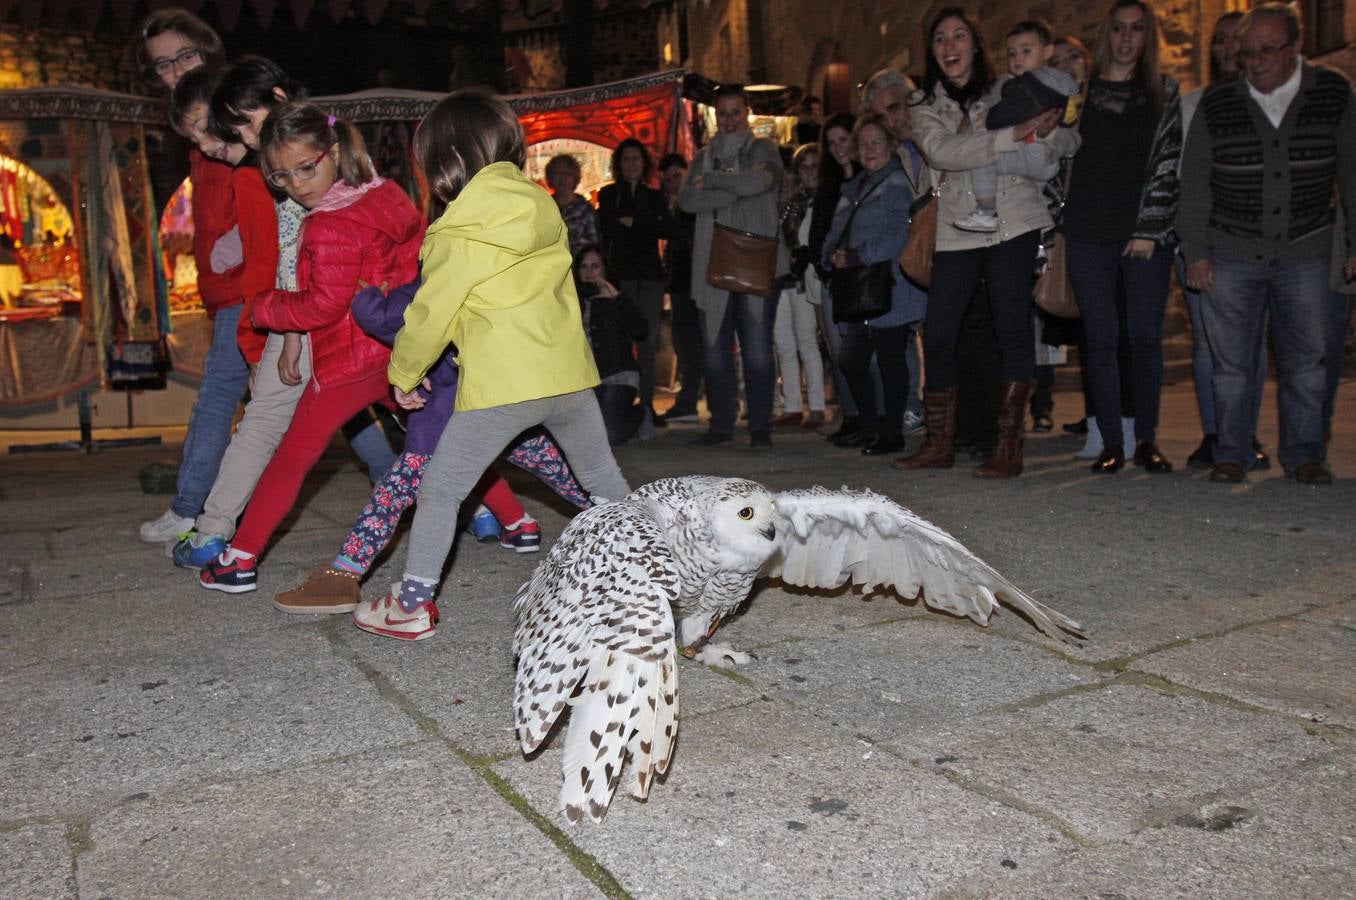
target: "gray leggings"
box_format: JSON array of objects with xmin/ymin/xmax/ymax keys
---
[{"xmin": 403, "ymin": 388, "xmax": 631, "ymax": 583}]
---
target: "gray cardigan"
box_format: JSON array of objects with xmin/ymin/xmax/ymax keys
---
[
  {"xmin": 1178, "ymin": 63, "xmax": 1356, "ymax": 266},
  {"xmin": 678, "ymin": 130, "xmax": 786, "ymax": 341}
]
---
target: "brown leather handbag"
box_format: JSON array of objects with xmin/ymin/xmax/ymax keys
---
[
  {"xmin": 1034, "ymin": 233, "xmax": 1079, "ymax": 318},
  {"xmin": 706, "ymin": 222, "xmax": 778, "ymax": 296},
  {"xmin": 898, "ymin": 189, "xmax": 938, "ymax": 289}
]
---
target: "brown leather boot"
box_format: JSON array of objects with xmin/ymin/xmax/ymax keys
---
[
  {"xmin": 974, "ymin": 381, "xmax": 1034, "ymax": 479},
  {"xmin": 893, "ymin": 387, "xmax": 958, "ymax": 470}
]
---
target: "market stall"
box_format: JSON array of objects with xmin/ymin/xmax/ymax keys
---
[{"xmin": 0, "ymin": 72, "xmax": 692, "ymax": 428}]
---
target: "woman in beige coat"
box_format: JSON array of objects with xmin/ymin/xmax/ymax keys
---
[{"xmin": 896, "ymin": 6, "xmax": 1080, "ymax": 478}]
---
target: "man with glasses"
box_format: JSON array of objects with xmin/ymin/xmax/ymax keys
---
[{"xmin": 1179, "ymin": 2, "xmax": 1356, "ymax": 485}]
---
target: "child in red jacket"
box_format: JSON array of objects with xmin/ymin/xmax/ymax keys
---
[{"xmin": 199, "ymin": 103, "xmax": 423, "ymax": 594}]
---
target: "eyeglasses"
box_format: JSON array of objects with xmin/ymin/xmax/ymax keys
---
[
  {"xmin": 1239, "ymin": 39, "xmax": 1294, "ymax": 61},
  {"xmin": 266, "ymin": 149, "xmax": 330, "ymax": 189},
  {"xmin": 151, "ymin": 47, "xmax": 201, "ymax": 76}
]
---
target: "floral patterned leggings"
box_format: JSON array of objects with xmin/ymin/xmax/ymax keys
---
[{"xmin": 335, "ymin": 433, "xmax": 589, "ymax": 574}]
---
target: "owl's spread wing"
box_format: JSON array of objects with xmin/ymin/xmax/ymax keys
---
[
  {"xmin": 763, "ymin": 487, "xmax": 1084, "ymax": 641},
  {"xmin": 513, "ymin": 501, "xmax": 680, "ymax": 824}
]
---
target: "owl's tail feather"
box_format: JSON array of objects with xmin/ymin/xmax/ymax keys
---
[{"xmin": 559, "ymin": 645, "xmax": 678, "ymax": 824}]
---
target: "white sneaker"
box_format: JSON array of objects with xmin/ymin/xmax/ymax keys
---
[
  {"xmin": 902, "ymin": 409, "xmax": 926, "ymax": 436},
  {"xmin": 139, "ymin": 509, "xmax": 194, "ymax": 543},
  {"xmin": 1074, "ymin": 418, "xmax": 1104, "ymax": 459},
  {"xmin": 954, "ymin": 210, "xmax": 1000, "ymax": 233},
  {"xmin": 352, "ymin": 586, "xmax": 439, "ymax": 641}
]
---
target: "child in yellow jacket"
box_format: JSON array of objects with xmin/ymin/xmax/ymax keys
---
[{"xmin": 352, "ymin": 89, "xmax": 632, "ymax": 642}]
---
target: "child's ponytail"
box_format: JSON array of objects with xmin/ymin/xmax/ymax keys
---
[{"xmin": 260, "ymin": 101, "xmax": 375, "ymax": 188}]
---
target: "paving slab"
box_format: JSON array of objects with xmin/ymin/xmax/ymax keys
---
[
  {"xmin": 899, "ymin": 683, "xmax": 1336, "ymax": 844},
  {"xmin": 720, "ymin": 617, "xmax": 1094, "ymax": 746},
  {"xmin": 497, "ymin": 698, "xmax": 1074, "ymax": 898},
  {"xmin": 1130, "ymin": 616, "xmax": 1356, "ymax": 726},
  {"xmin": 0, "ymin": 626, "xmax": 420, "ymax": 820},
  {"xmin": 964, "ymin": 759, "xmax": 1356, "ymax": 898},
  {"xmin": 0, "ymin": 825, "xmax": 75, "ymax": 900},
  {"xmin": 77, "ymin": 742, "xmax": 601, "ymax": 900}
]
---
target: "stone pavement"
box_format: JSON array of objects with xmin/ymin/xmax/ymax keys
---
[{"xmin": 2, "ymin": 381, "xmax": 1354, "ymax": 899}]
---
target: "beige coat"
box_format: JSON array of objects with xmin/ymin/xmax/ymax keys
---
[{"xmin": 911, "ymin": 81, "xmax": 1081, "ymax": 253}]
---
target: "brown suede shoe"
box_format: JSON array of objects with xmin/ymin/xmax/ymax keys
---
[
  {"xmin": 1208, "ymin": 463, "xmax": 1246, "ymax": 484},
  {"xmin": 273, "ymin": 566, "xmax": 362, "ymax": 615}
]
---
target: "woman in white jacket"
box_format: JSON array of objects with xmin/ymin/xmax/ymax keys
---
[{"xmin": 896, "ymin": 6, "xmax": 1079, "ymax": 478}]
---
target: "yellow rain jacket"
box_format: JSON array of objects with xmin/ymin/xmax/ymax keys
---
[{"xmin": 389, "ymin": 161, "xmax": 599, "ymax": 410}]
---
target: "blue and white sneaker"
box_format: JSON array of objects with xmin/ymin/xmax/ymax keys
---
[
  {"xmin": 466, "ymin": 505, "xmax": 501, "ymax": 542},
  {"xmin": 167, "ymin": 531, "xmax": 227, "ymax": 570}
]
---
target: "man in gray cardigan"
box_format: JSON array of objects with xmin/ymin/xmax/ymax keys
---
[
  {"xmin": 679, "ymin": 84, "xmax": 786, "ymax": 449},
  {"xmin": 1179, "ymin": 3, "xmax": 1356, "ymax": 485}
]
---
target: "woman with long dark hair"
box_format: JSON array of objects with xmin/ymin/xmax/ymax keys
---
[
  {"xmin": 808, "ymin": 112, "xmax": 864, "ymax": 442},
  {"xmin": 895, "ymin": 7, "xmax": 1078, "ymax": 478},
  {"xmin": 1062, "ymin": 0, "xmax": 1182, "ymax": 475},
  {"xmin": 597, "ymin": 137, "xmax": 669, "ymax": 426}
]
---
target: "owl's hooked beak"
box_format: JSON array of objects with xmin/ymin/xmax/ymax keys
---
[{"xmin": 760, "ymin": 523, "xmax": 775, "ymax": 541}]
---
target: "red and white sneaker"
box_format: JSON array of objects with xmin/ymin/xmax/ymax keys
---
[
  {"xmin": 498, "ymin": 516, "xmax": 541, "ymax": 554},
  {"xmin": 351, "ymin": 587, "xmax": 439, "ymax": 641}
]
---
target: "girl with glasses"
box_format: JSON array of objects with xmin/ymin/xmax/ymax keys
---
[{"xmin": 198, "ymin": 103, "xmax": 424, "ymax": 596}]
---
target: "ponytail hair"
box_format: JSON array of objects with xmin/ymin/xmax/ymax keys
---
[
  {"xmin": 259, "ymin": 101, "xmax": 375, "ymax": 188},
  {"xmin": 415, "ymin": 89, "xmax": 525, "ymax": 204}
]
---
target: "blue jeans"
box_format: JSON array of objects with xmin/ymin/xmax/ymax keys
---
[
  {"xmin": 172, "ymin": 305, "xmax": 250, "ymax": 519},
  {"xmin": 1323, "ymin": 291, "xmax": 1351, "ymax": 435},
  {"xmin": 1175, "ymin": 255, "xmax": 1266, "ymax": 437},
  {"xmin": 700, "ymin": 292, "xmax": 777, "ymax": 436},
  {"xmin": 1066, "ymin": 239, "xmax": 1172, "ymax": 448},
  {"xmin": 1204, "ymin": 254, "xmax": 1329, "ymax": 472}
]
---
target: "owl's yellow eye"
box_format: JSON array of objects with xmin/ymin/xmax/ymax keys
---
[{"xmin": 738, "ymin": 507, "xmax": 754, "ymax": 520}]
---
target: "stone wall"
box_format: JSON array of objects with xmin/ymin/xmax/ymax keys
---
[
  {"xmin": 689, "ymin": 0, "xmax": 1232, "ymax": 102},
  {"xmin": 0, "ymin": 27, "xmax": 141, "ymax": 93}
]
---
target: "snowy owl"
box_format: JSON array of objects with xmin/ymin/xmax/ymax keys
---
[{"xmin": 512, "ymin": 476, "xmax": 1083, "ymax": 824}]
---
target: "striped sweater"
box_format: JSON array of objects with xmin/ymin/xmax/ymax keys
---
[{"xmin": 1178, "ymin": 63, "xmax": 1356, "ymax": 265}]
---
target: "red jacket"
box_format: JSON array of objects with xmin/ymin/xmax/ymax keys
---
[
  {"xmin": 190, "ymin": 150, "xmax": 244, "ymax": 316},
  {"xmin": 250, "ymin": 178, "xmax": 423, "ymax": 387},
  {"xmin": 233, "ymin": 164, "xmax": 278, "ymax": 365}
]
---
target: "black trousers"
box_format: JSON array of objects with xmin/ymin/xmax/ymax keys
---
[{"xmin": 839, "ymin": 323, "xmax": 914, "ymax": 438}]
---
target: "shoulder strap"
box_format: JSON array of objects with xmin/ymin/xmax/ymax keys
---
[{"xmin": 835, "ymin": 172, "xmax": 889, "ymax": 248}]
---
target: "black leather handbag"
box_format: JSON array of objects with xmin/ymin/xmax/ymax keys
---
[{"xmin": 829, "ymin": 175, "xmax": 893, "ymax": 323}]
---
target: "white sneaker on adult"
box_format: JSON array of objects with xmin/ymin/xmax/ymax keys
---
[
  {"xmin": 1074, "ymin": 418, "xmax": 1104, "ymax": 460},
  {"xmin": 139, "ymin": 509, "xmax": 195, "ymax": 543},
  {"xmin": 902, "ymin": 409, "xmax": 926, "ymax": 436}
]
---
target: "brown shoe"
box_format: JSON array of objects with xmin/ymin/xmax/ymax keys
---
[
  {"xmin": 273, "ymin": 565, "xmax": 363, "ymax": 615},
  {"xmin": 801, "ymin": 410, "xmax": 825, "ymax": 429},
  {"xmin": 1292, "ymin": 461, "xmax": 1332, "ymax": 485},
  {"xmin": 770, "ymin": 412, "xmax": 804, "ymax": 428},
  {"xmin": 894, "ymin": 387, "xmax": 958, "ymax": 470},
  {"xmin": 1208, "ymin": 462, "xmax": 1246, "ymax": 483},
  {"xmin": 974, "ymin": 381, "xmax": 1033, "ymax": 479}
]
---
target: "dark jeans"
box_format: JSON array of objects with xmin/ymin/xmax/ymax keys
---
[
  {"xmin": 923, "ymin": 231, "xmax": 1040, "ymax": 392},
  {"xmin": 1066, "ymin": 239, "xmax": 1173, "ymax": 448},
  {"xmin": 1323, "ymin": 291, "xmax": 1351, "ymax": 435},
  {"xmin": 1205, "ymin": 253, "xmax": 1329, "ymax": 472},
  {"xmin": 669, "ymin": 290, "xmax": 705, "ymax": 414},
  {"xmin": 699, "ymin": 292, "xmax": 777, "ymax": 436},
  {"xmin": 593, "ymin": 383, "xmax": 644, "ymax": 446},
  {"xmin": 955, "ymin": 282, "xmax": 1001, "ymax": 447},
  {"xmin": 839, "ymin": 322, "xmax": 915, "ymax": 438}
]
